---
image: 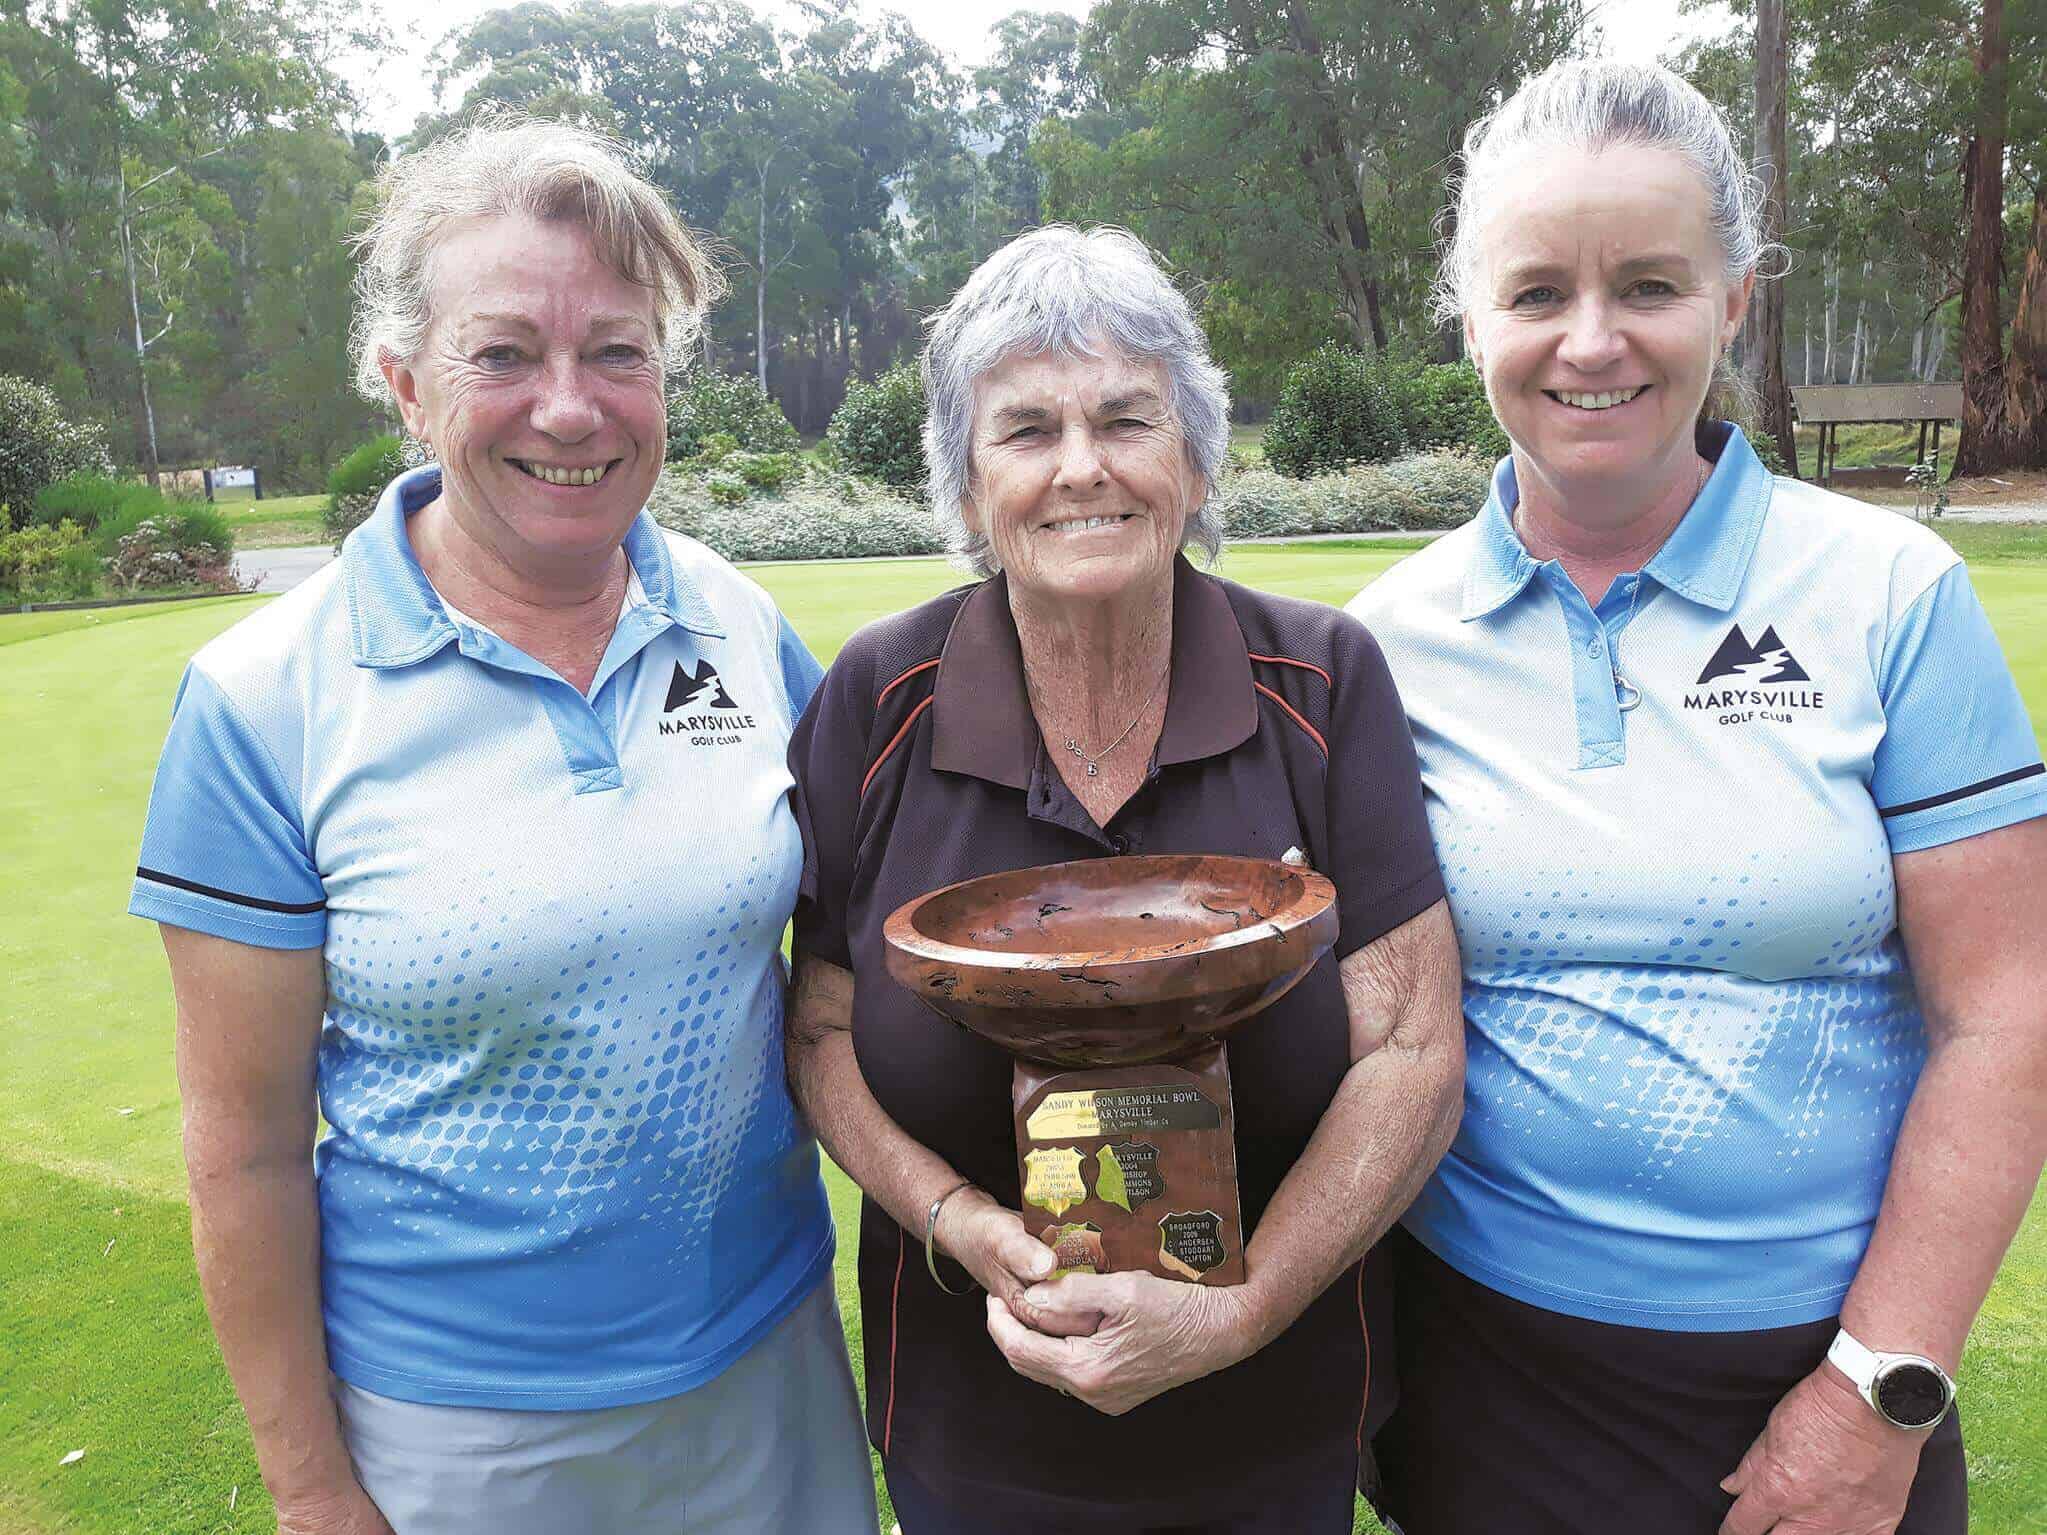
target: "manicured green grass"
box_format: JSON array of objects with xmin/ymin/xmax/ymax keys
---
[
  {"xmin": 2, "ymin": 542, "xmax": 2042, "ymax": 1535},
  {"xmin": 222, "ymin": 493, "xmax": 326, "ymax": 550}
]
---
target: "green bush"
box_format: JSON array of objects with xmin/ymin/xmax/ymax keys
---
[
  {"xmin": 666, "ymin": 373, "xmax": 799, "ymax": 458},
  {"xmin": 1263, "ymin": 346, "xmax": 1405, "ymax": 478},
  {"xmin": 729, "ymin": 451, "xmax": 797, "ymax": 493},
  {"xmin": 327, "ymin": 434, "xmax": 406, "ymax": 501},
  {"xmin": 1396, "ymin": 360, "xmax": 1509, "ymax": 461},
  {"xmin": 693, "ymin": 431, "xmax": 741, "ymax": 466},
  {"xmin": 30, "ymin": 472, "xmax": 157, "ymax": 534},
  {"xmin": 0, "ymin": 375, "xmax": 113, "ymax": 530},
  {"xmin": 0, "ymin": 519, "xmax": 100, "ymax": 602},
  {"xmin": 325, "ymin": 435, "xmax": 407, "ymax": 548},
  {"xmin": 828, "ymin": 366, "xmax": 927, "ymax": 493}
]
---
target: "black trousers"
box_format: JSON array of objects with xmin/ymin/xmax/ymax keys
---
[
  {"xmin": 1370, "ymin": 1229, "xmax": 1967, "ymax": 1535},
  {"xmin": 886, "ymin": 1441, "xmax": 1360, "ymax": 1533}
]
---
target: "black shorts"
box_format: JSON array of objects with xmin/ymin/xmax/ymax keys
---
[
  {"xmin": 1370, "ymin": 1228, "xmax": 1966, "ymax": 1535},
  {"xmin": 886, "ymin": 1439, "xmax": 1360, "ymax": 1533}
]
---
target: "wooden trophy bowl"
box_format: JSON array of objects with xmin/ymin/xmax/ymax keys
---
[{"xmin": 882, "ymin": 855, "xmax": 1339, "ymax": 1068}]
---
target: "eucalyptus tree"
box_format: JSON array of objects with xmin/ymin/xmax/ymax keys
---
[{"xmin": 1054, "ymin": 0, "xmax": 1584, "ymax": 370}]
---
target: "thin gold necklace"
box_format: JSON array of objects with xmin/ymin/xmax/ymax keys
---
[{"xmin": 1031, "ymin": 663, "xmax": 1170, "ymax": 778}]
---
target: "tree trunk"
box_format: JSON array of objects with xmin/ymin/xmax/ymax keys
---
[
  {"xmin": 1849, "ymin": 288, "xmax": 1868, "ymax": 385},
  {"xmin": 1434, "ymin": 187, "xmax": 1463, "ymax": 362},
  {"xmin": 1751, "ymin": 0, "xmax": 1798, "ymax": 472},
  {"xmin": 1911, "ymin": 322, "xmax": 1924, "ymax": 381},
  {"xmin": 756, "ymin": 163, "xmax": 771, "ymax": 393},
  {"xmin": 118, "ymin": 166, "xmax": 163, "ymax": 488},
  {"xmin": 1953, "ymin": 0, "xmax": 2009, "ymax": 475},
  {"xmin": 1994, "ymin": 181, "xmax": 2047, "ymax": 465},
  {"xmin": 1824, "ymin": 254, "xmax": 1839, "ymax": 380},
  {"xmin": 1802, "ymin": 319, "xmax": 1811, "ymax": 385},
  {"xmin": 1280, "ymin": 2, "xmax": 1388, "ymax": 352}
]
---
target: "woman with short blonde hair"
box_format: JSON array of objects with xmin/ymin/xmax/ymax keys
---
[{"xmin": 131, "ymin": 115, "xmax": 874, "ymax": 1534}]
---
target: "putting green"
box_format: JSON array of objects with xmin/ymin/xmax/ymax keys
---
[{"xmin": 2, "ymin": 544, "xmax": 2041, "ymax": 1534}]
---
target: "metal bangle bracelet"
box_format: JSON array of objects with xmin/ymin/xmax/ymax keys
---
[{"xmin": 923, "ymin": 1179, "xmax": 977, "ymax": 1295}]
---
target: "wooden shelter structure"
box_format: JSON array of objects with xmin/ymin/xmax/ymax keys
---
[{"xmin": 1790, "ymin": 384, "xmax": 1963, "ymax": 487}]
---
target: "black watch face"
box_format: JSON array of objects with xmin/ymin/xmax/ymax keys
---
[{"xmin": 1875, "ymin": 1363, "xmax": 1949, "ymax": 1427}]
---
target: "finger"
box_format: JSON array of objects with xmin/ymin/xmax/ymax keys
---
[
  {"xmin": 994, "ymin": 1223, "xmax": 1056, "ymax": 1284},
  {"xmin": 1716, "ymin": 1486, "xmax": 1779, "ymax": 1535},
  {"xmin": 1718, "ymin": 1434, "xmax": 1764, "ymax": 1498},
  {"xmin": 985, "ymin": 1294, "xmax": 1078, "ymax": 1383}
]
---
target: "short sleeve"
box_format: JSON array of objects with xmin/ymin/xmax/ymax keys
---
[
  {"xmin": 787, "ymin": 649, "xmax": 868, "ymax": 970},
  {"xmin": 1323, "ymin": 620, "xmax": 1447, "ymax": 956},
  {"xmin": 1872, "ymin": 562, "xmax": 2047, "ymax": 853},
  {"xmin": 776, "ymin": 613, "xmax": 825, "ymax": 729},
  {"xmin": 128, "ymin": 665, "xmax": 326, "ymax": 949}
]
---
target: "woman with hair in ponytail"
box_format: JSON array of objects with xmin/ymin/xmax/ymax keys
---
[{"xmin": 1349, "ymin": 58, "xmax": 2047, "ymax": 1535}]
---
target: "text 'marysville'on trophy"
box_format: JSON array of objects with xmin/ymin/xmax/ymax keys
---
[{"xmin": 883, "ymin": 854, "xmax": 1338, "ymax": 1286}]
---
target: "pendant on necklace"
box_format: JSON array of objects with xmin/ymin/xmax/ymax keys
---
[
  {"xmin": 1086, "ymin": 763, "xmax": 1098, "ymax": 776},
  {"xmin": 1614, "ymin": 672, "xmax": 1642, "ymax": 713}
]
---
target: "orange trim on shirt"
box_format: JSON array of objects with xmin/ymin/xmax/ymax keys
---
[
  {"xmin": 877, "ymin": 657, "xmax": 941, "ymax": 708},
  {"xmin": 884, "ymin": 1224, "xmax": 906, "ymax": 1456},
  {"xmin": 1248, "ymin": 652, "xmax": 1333, "ymax": 688},
  {"xmin": 862, "ymin": 696, "xmax": 935, "ymax": 797},
  {"xmin": 1254, "ymin": 681, "xmax": 1328, "ymax": 757},
  {"xmin": 1355, "ymin": 1260, "xmax": 1372, "ymax": 1452}
]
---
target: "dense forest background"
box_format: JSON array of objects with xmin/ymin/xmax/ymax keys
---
[{"xmin": 2, "ymin": 0, "xmax": 2041, "ymax": 491}]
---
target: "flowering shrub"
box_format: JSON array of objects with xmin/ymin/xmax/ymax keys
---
[
  {"xmin": 107, "ymin": 516, "xmax": 245, "ymax": 594},
  {"xmin": 647, "ymin": 469, "xmax": 942, "ymax": 562},
  {"xmin": 1218, "ymin": 453, "xmax": 1490, "ymax": 536}
]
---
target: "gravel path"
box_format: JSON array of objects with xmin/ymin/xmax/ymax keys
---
[{"xmin": 234, "ymin": 543, "xmax": 335, "ymax": 593}]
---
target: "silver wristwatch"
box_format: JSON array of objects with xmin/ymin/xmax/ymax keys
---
[{"xmin": 1826, "ymin": 1328, "xmax": 1956, "ymax": 1431}]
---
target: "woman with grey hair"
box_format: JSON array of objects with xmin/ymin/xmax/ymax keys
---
[
  {"xmin": 785, "ymin": 224, "xmax": 1463, "ymax": 1530},
  {"xmin": 128, "ymin": 115, "xmax": 875, "ymax": 1534},
  {"xmin": 1350, "ymin": 59, "xmax": 2047, "ymax": 1535}
]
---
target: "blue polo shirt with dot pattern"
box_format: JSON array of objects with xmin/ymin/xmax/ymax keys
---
[
  {"xmin": 129, "ymin": 467, "xmax": 834, "ymax": 1407},
  {"xmin": 1348, "ymin": 424, "xmax": 2047, "ymax": 1331}
]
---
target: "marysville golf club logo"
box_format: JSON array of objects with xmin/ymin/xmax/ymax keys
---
[
  {"xmin": 660, "ymin": 659, "xmax": 756, "ymax": 743},
  {"xmin": 1684, "ymin": 624, "xmax": 1825, "ymax": 724}
]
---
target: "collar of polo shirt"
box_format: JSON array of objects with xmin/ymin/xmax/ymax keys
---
[
  {"xmin": 929, "ymin": 554, "xmax": 1260, "ymax": 789},
  {"xmin": 1460, "ymin": 422, "xmax": 1776, "ymax": 623},
  {"xmin": 342, "ymin": 465, "xmax": 727, "ymax": 670}
]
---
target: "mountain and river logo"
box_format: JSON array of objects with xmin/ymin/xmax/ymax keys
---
[{"xmin": 1685, "ymin": 624, "xmax": 1824, "ymax": 722}]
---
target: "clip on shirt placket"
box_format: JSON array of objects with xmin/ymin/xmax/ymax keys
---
[{"xmin": 1540, "ymin": 564, "xmax": 1645, "ymax": 771}]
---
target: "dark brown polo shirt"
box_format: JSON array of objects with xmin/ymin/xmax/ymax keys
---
[{"xmin": 789, "ymin": 556, "xmax": 1444, "ymax": 1518}]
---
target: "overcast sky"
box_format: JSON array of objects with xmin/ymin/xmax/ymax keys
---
[{"xmin": 350, "ymin": 0, "xmax": 1735, "ymax": 140}]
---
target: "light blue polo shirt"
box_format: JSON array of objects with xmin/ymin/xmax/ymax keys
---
[
  {"xmin": 1349, "ymin": 424, "xmax": 2047, "ymax": 1330},
  {"xmin": 130, "ymin": 467, "xmax": 835, "ymax": 1406}
]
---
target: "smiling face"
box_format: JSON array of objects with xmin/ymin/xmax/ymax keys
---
[
  {"xmin": 964, "ymin": 347, "xmax": 1204, "ymax": 610},
  {"xmin": 1465, "ymin": 142, "xmax": 1751, "ymax": 513},
  {"xmin": 381, "ymin": 213, "xmax": 665, "ymax": 576}
]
